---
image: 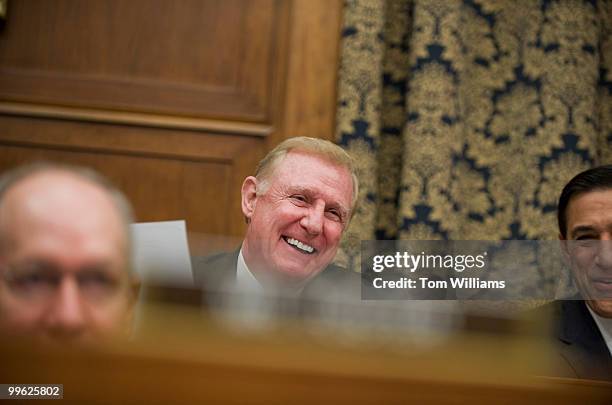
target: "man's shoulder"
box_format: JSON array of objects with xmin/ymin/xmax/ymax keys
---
[
  {"xmin": 528, "ymin": 299, "xmax": 564, "ymax": 320},
  {"xmin": 315, "ymin": 262, "xmax": 364, "ymax": 287},
  {"xmin": 192, "ymin": 250, "xmax": 239, "ymax": 288},
  {"xmin": 529, "ymin": 298, "xmax": 612, "ymax": 380},
  {"xmin": 529, "ymin": 299, "xmax": 596, "ymax": 341},
  {"xmin": 319, "ymin": 262, "xmax": 359, "ymax": 280},
  {"xmin": 303, "ymin": 263, "xmax": 363, "ymax": 299},
  {"xmin": 194, "ymin": 250, "xmax": 238, "ymax": 268}
]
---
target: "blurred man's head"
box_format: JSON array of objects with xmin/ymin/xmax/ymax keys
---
[
  {"xmin": 0, "ymin": 163, "xmax": 138, "ymax": 344},
  {"xmin": 241, "ymin": 137, "xmax": 358, "ymax": 289},
  {"xmin": 558, "ymin": 165, "xmax": 612, "ymax": 317}
]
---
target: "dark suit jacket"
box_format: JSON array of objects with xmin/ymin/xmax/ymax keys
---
[
  {"xmin": 539, "ymin": 299, "xmax": 612, "ymax": 380},
  {"xmin": 192, "ymin": 249, "xmax": 362, "ymax": 301}
]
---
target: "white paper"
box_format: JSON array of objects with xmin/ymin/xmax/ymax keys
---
[{"xmin": 131, "ymin": 220, "xmax": 194, "ymax": 287}]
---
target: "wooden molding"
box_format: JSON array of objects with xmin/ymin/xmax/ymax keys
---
[
  {"xmin": 0, "ymin": 102, "xmax": 272, "ymax": 136},
  {"xmin": 270, "ymin": 0, "xmax": 343, "ymax": 145}
]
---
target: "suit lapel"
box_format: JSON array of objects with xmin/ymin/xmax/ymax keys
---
[{"xmin": 558, "ymin": 299, "xmax": 612, "ymax": 379}]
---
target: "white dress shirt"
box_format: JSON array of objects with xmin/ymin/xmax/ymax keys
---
[{"xmin": 235, "ymin": 248, "xmax": 264, "ymax": 293}]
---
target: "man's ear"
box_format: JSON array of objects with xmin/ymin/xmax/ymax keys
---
[
  {"xmin": 241, "ymin": 176, "xmax": 258, "ymax": 223},
  {"xmin": 559, "ymin": 232, "xmax": 570, "ymax": 264}
]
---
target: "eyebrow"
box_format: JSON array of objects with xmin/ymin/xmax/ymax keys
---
[
  {"xmin": 570, "ymin": 225, "xmax": 598, "ymax": 238},
  {"xmin": 7, "ymin": 259, "xmax": 119, "ymax": 275}
]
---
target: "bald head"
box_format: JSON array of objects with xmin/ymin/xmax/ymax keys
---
[
  {"xmin": 0, "ymin": 164, "xmax": 137, "ymax": 344},
  {"xmin": 0, "ymin": 170, "xmax": 128, "ymax": 258}
]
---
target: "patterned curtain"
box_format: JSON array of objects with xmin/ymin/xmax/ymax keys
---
[{"xmin": 335, "ymin": 0, "xmax": 612, "ymax": 265}]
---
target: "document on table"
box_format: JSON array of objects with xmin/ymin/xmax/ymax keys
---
[{"xmin": 131, "ymin": 220, "xmax": 194, "ymax": 287}]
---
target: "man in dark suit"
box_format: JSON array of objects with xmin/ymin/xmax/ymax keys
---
[
  {"xmin": 193, "ymin": 137, "xmax": 360, "ymax": 297},
  {"xmin": 549, "ymin": 164, "xmax": 612, "ymax": 380}
]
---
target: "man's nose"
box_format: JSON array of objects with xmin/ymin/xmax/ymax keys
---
[
  {"xmin": 300, "ymin": 200, "xmax": 324, "ymax": 235},
  {"xmin": 45, "ymin": 278, "xmax": 87, "ymax": 338}
]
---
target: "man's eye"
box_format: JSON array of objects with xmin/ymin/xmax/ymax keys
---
[
  {"xmin": 291, "ymin": 195, "xmax": 307, "ymax": 203},
  {"xmin": 7, "ymin": 272, "xmax": 58, "ymax": 295},
  {"xmin": 78, "ymin": 272, "xmax": 117, "ymax": 290},
  {"xmin": 572, "ymin": 237, "xmax": 598, "ymax": 250},
  {"xmin": 574, "ymin": 236, "xmax": 597, "ymax": 246},
  {"xmin": 18, "ymin": 273, "xmax": 55, "ymax": 286},
  {"xmin": 325, "ymin": 210, "xmax": 342, "ymax": 221}
]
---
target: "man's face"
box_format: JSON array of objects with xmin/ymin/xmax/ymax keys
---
[
  {"xmin": 241, "ymin": 151, "xmax": 353, "ymax": 287},
  {"xmin": 0, "ymin": 172, "xmax": 136, "ymax": 344},
  {"xmin": 561, "ymin": 189, "xmax": 612, "ymax": 317}
]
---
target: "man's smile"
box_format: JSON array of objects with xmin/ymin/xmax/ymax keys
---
[
  {"xmin": 282, "ymin": 236, "xmax": 316, "ymax": 254},
  {"xmin": 590, "ymin": 277, "xmax": 612, "ymax": 294}
]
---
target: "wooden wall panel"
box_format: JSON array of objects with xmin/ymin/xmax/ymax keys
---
[
  {"xmin": 274, "ymin": 0, "xmax": 343, "ymax": 143},
  {"xmin": 0, "ymin": 116, "xmax": 265, "ymax": 236},
  {"xmin": 0, "ymin": 0, "xmax": 343, "ymax": 244},
  {"xmin": 0, "ymin": 144, "xmax": 231, "ymax": 229},
  {"xmin": 0, "ymin": 0, "xmax": 282, "ymax": 121}
]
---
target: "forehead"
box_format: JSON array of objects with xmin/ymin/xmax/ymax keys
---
[
  {"xmin": 269, "ymin": 151, "xmax": 353, "ymax": 205},
  {"xmin": 0, "ymin": 172, "xmax": 127, "ymax": 262},
  {"xmin": 566, "ymin": 189, "xmax": 612, "ymax": 233}
]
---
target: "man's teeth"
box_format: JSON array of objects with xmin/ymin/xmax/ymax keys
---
[{"xmin": 286, "ymin": 237, "xmax": 314, "ymax": 253}]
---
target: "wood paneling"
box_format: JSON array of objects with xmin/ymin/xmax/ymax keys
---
[
  {"xmin": 0, "ymin": 0, "xmax": 281, "ymax": 121},
  {"xmin": 0, "ymin": 0, "xmax": 343, "ymax": 239},
  {"xmin": 0, "ymin": 116, "xmax": 264, "ymax": 236},
  {"xmin": 275, "ymin": 0, "xmax": 343, "ymax": 143}
]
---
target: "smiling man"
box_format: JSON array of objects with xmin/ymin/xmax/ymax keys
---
[
  {"xmin": 193, "ymin": 137, "xmax": 359, "ymax": 294},
  {"xmin": 0, "ymin": 163, "xmax": 138, "ymax": 345},
  {"xmin": 552, "ymin": 164, "xmax": 612, "ymax": 379}
]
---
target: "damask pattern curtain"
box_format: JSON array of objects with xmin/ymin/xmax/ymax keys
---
[{"xmin": 335, "ymin": 0, "xmax": 612, "ymax": 264}]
